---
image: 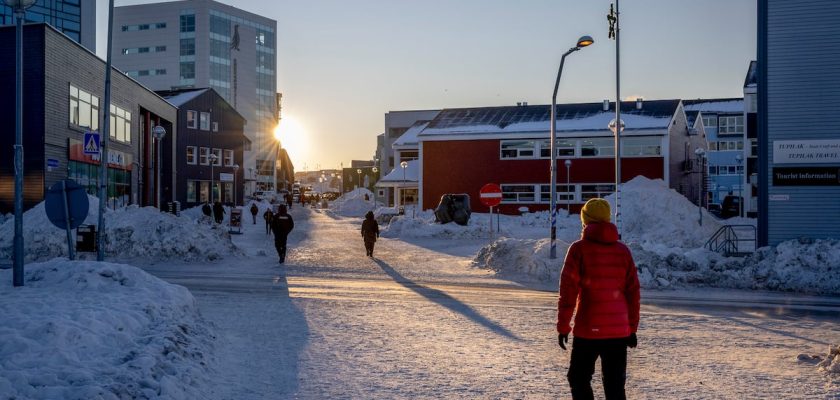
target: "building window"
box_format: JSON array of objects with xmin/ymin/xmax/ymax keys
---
[
  {"xmin": 622, "ymin": 137, "xmax": 661, "ymax": 156},
  {"xmin": 186, "ymin": 146, "xmax": 197, "ymax": 165},
  {"xmin": 399, "ymin": 151, "xmax": 419, "ymax": 161},
  {"xmin": 500, "ymin": 140, "xmax": 536, "ymax": 159},
  {"xmin": 581, "ymin": 138, "xmax": 614, "ymax": 157},
  {"xmin": 199, "ymin": 147, "xmax": 210, "ymax": 165},
  {"xmin": 180, "ymin": 38, "xmax": 195, "ymax": 56},
  {"xmin": 702, "ymin": 115, "xmax": 717, "ymax": 127},
  {"xmin": 719, "ymin": 115, "xmax": 744, "ymax": 134},
  {"xmin": 186, "ymin": 110, "xmax": 197, "ymax": 129},
  {"xmin": 180, "ymin": 62, "xmax": 195, "ymax": 80},
  {"xmin": 501, "ymin": 184, "xmax": 536, "ymax": 203},
  {"xmin": 223, "ymin": 149, "xmax": 234, "ymax": 166},
  {"xmin": 69, "ymin": 84, "xmax": 100, "ymax": 131},
  {"xmin": 109, "ymin": 105, "xmax": 131, "ymax": 143},
  {"xmin": 122, "ymin": 22, "xmax": 166, "ymax": 32},
  {"xmin": 539, "ymin": 184, "xmax": 575, "ymax": 202},
  {"xmin": 538, "ymin": 139, "xmax": 575, "ymax": 158},
  {"xmin": 122, "ymin": 46, "xmax": 166, "ymax": 55},
  {"xmin": 200, "ymin": 112, "xmax": 211, "ymax": 131},
  {"xmin": 212, "ymin": 148, "xmax": 222, "ymax": 166},
  {"xmin": 180, "ymin": 14, "xmax": 195, "ymax": 33},
  {"xmin": 199, "ymin": 181, "xmax": 209, "ymax": 202},
  {"xmin": 186, "ymin": 180, "xmax": 197, "ymax": 203},
  {"xmin": 581, "ymin": 184, "xmax": 615, "ymax": 200}
]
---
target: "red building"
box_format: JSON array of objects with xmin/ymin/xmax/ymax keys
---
[{"xmin": 416, "ymin": 100, "xmax": 705, "ymax": 214}]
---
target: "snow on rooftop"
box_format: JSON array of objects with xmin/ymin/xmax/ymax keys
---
[
  {"xmin": 393, "ymin": 122, "xmax": 429, "ymax": 147},
  {"xmin": 683, "ymin": 99, "xmax": 744, "ymax": 113},
  {"xmin": 378, "ymin": 160, "xmax": 419, "ymax": 184},
  {"xmin": 419, "ymin": 112, "xmax": 671, "ymax": 137},
  {"xmin": 162, "ymin": 89, "xmax": 209, "ymax": 107}
]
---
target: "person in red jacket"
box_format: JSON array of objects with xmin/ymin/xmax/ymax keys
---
[{"xmin": 557, "ymin": 198, "xmax": 640, "ymax": 400}]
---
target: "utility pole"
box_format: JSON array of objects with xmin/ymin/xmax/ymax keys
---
[{"xmin": 608, "ymin": 1, "xmax": 622, "ymax": 236}]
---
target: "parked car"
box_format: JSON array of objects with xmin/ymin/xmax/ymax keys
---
[
  {"xmin": 720, "ymin": 195, "xmax": 742, "ymax": 219},
  {"xmin": 708, "ymin": 203, "xmax": 723, "ymax": 218}
]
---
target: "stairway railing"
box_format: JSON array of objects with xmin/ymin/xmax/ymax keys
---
[{"xmin": 705, "ymin": 225, "xmax": 757, "ymax": 256}]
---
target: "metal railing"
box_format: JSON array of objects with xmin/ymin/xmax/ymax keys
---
[{"xmin": 705, "ymin": 225, "xmax": 757, "ymax": 257}]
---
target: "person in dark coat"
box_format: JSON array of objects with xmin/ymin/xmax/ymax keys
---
[
  {"xmin": 201, "ymin": 202, "xmax": 212, "ymax": 218},
  {"xmin": 361, "ymin": 211, "xmax": 380, "ymax": 257},
  {"xmin": 249, "ymin": 203, "xmax": 259, "ymax": 224},
  {"xmin": 263, "ymin": 208, "xmax": 274, "ymax": 235},
  {"xmin": 286, "ymin": 193, "xmax": 293, "ymax": 210},
  {"xmin": 270, "ymin": 204, "xmax": 294, "ymax": 263},
  {"xmin": 557, "ymin": 198, "xmax": 640, "ymax": 400},
  {"xmin": 212, "ymin": 201, "xmax": 225, "ymax": 224}
]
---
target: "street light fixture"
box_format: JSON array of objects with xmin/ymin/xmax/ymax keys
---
[
  {"xmin": 209, "ymin": 153, "xmax": 219, "ymax": 203},
  {"xmin": 7, "ymin": 0, "xmax": 37, "ymax": 286},
  {"xmin": 400, "ymin": 161, "xmax": 408, "ymax": 213},
  {"xmin": 152, "ymin": 125, "xmax": 166, "ymax": 209},
  {"xmin": 695, "ymin": 148, "xmax": 706, "ymax": 226},
  {"xmin": 232, "ymin": 163, "xmax": 240, "ymax": 206},
  {"xmin": 356, "ymin": 168, "xmax": 362, "ymax": 191},
  {"xmin": 549, "ymin": 35, "xmax": 593, "ymax": 260},
  {"xmin": 735, "ymin": 153, "xmax": 744, "ymax": 218},
  {"xmin": 371, "ymin": 166, "xmax": 379, "ymax": 209}
]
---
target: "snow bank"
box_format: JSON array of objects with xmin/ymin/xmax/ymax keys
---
[
  {"xmin": 382, "ymin": 210, "xmax": 505, "ymax": 239},
  {"xmin": 0, "ymin": 196, "xmax": 240, "ymax": 262},
  {"xmin": 798, "ymin": 345, "xmax": 840, "ymax": 376},
  {"xmin": 473, "ymin": 237, "xmax": 567, "ymax": 282},
  {"xmin": 0, "ymin": 259, "xmax": 215, "ymax": 399},
  {"xmin": 330, "ymin": 188, "xmax": 375, "ymax": 217}
]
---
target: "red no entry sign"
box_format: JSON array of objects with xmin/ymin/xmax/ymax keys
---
[{"xmin": 479, "ymin": 183, "xmax": 503, "ymax": 207}]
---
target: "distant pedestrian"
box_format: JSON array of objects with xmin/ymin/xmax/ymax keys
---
[
  {"xmin": 270, "ymin": 204, "xmax": 294, "ymax": 263},
  {"xmin": 212, "ymin": 201, "xmax": 225, "ymax": 224},
  {"xmin": 557, "ymin": 198, "xmax": 640, "ymax": 400},
  {"xmin": 361, "ymin": 211, "xmax": 379, "ymax": 257},
  {"xmin": 263, "ymin": 208, "xmax": 274, "ymax": 235},
  {"xmin": 249, "ymin": 203, "xmax": 259, "ymax": 224},
  {"xmin": 201, "ymin": 202, "xmax": 212, "ymax": 218},
  {"xmin": 286, "ymin": 193, "xmax": 293, "ymax": 210}
]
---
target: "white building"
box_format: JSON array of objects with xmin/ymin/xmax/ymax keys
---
[
  {"xmin": 376, "ymin": 110, "xmax": 439, "ymax": 206},
  {"xmin": 112, "ymin": 0, "xmax": 279, "ymax": 193}
]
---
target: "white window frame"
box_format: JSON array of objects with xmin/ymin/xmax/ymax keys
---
[
  {"xmin": 186, "ymin": 146, "xmax": 197, "ymax": 165},
  {"xmin": 500, "ymin": 183, "xmax": 537, "ymax": 203},
  {"xmin": 580, "ymin": 138, "xmax": 614, "ymax": 157},
  {"xmin": 212, "ymin": 148, "xmax": 223, "ymax": 166},
  {"xmin": 223, "ymin": 149, "xmax": 234, "ymax": 166},
  {"xmin": 622, "ymin": 136, "xmax": 662, "ymax": 157},
  {"xmin": 69, "ymin": 84, "xmax": 100, "ymax": 131},
  {"xmin": 718, "ymin": 115, "xmax": 744, "ymax": 134},
  {"xmin": 199, "ymin": 147, "xmax": 210, "ymax": 165},
  {"xmin": 538, "ymin": 139, "xmax": 576, "ymax": 158},
  {"xmin": 500, "ymin": 140, "xmax": 536, "ymax": 159},
  {"xmin": 539, "ymin": 184, "xmax": 576, "ymax": 203},
  {"xmin": 200, "ymin": 112, "xmax": 211, "ymax": 131},
  {"xmin": 109, "ymin": 105, "xmax": 132, "ymax": 144},
  {"xmin": 580, "ymin": 183, "xmax": 616, "ymax": 201},
  {"xmin": 187, "ymin": 110, "xmax": 198, "ymax": 129}
]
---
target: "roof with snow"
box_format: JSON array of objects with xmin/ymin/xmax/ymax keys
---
[
  {"xmin": 683, "ymin": 98, "xmax": 744, "ymax": 114},
  {"xmin": 744, "ymin": 60, "xmax": 757, "ymax": 89},
  {"xmin": 377, "ymin": 160, "xmax": 419, "ymax": 187},
  {"xmin": 418, "ymin": 100, "xmax": 681, "ymax": 137},
  {"xmin": 159, "ymin": 88, "xmax": 211, "ymax": 107},
  {"xmin": 685, "ymin": 110, "xmax": 700, "ymax": 128},
  {"xmin": 393, "ymin": 121, "xmax": 430, "ymax": 147}
]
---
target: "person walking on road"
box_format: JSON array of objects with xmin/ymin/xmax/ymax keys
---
[
  {"xmin": 286, "ymin": 193, "xmax": 293, "ymax": 210},
  {"xmin": 263, "ymin": 208, "xmax": 274, "ymax": 236},
  {"xmin": 557, "ymin": 198, "xmax": 640, "ymax": 400},
  {"xmin": 361, "ymin": 211, "xmax": 379, "ymax": 257},
  {"xmin": 270, "ymin": 204, "xmax": 294, "ymax": 264},
  {"xmin": 249, "ymin": 203, "xmax": 259, "ymax": 224},
  {"xmin": 212, "ymin": 201, "xmax": 225, "ymax": 224}
]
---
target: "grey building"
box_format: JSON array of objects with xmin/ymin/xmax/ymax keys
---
[
  {"xmin": 0, "ymin": 23, "xmax": 177, "ymax": 213},
  {"xmin": 112, "ymin": 0, "xmax": 279, "ymax": 195},
  {"xmin": 378, "ymin": 110, "xmax": 440, "ymax": 206},
  {"xmin": 1, "ymin": 0, "xmax": 95, "ymax": 51},
  {"xmin": 758, "ymin": 0, "xmax": 840, "ymax": 245}
]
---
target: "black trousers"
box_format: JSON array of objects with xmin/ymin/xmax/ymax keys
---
[
  {"xmin": 567, "ymin": 336, "xmax": 628, "ymax": 400},
  {"xmin": 364, "ymin": 240, "xmax": 375, "ymax": 256},
  {"xmin": 275, "ymin": 237, "xmax": 288, "ymax": 263}
]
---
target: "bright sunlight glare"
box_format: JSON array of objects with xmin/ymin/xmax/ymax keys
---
[{"xmin": 274, "ymin": 116, "xmax": 309, "ymax": 168}]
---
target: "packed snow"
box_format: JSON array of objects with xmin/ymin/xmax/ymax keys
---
[
  {"xmin": 328, "ymin": 188, "xmax": 377, "ymax": 217},
  {"xmin": 0, "ymin": 259, "xmax": 215, "ymax": 399},
  {"xmin": 0, "ymin": 196, "xmax": 240, "ymax": 263}
]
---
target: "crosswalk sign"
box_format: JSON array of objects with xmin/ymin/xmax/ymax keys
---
[{"xmin": 83, "ymin": 131, "xmax": 100, "ymax": 155}]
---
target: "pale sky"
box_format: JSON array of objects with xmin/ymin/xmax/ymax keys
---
[{"xmin": 100, "ymin": 0, "xmax": 757, "ymax": 172}]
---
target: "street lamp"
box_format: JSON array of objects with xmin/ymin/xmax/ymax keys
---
[
  {"xmin": 7, "ymin": 0, "xmax": 36, "ymax": 287},
  {"xmin": 400, "ymin": 161, "xmax": 408, "ymax": 212},
  {"xmin": 232, "ymin": 163, "xmax": 240, "ymax": 206},
  {"xmin": 549, "ymin": 35, "xmax": 593, "ymax": 259},
  {"xmin": 695, "ymin": 148, "xmax": 706, "ymax": 226},
  {"xmin": 735, "ymin": 153, "xmax": 744, "ymax": 218},
  {"xmin": 153, "ymin": 125, "xmax": 166, "ymax": 209},
  {"xmin": 564, "ymin": 159, "xmax": 572, "ymax": 214},
  {"xmin": 209, "ymin": 153, "xmax": 219, "ymax": 203},
  {"xmin": 371, "ymin": 166, "xmax": 379, "ymax": 209},
  {"xmin": 356, "ymin": 168, "xmax": 362, "ymax": 191}
]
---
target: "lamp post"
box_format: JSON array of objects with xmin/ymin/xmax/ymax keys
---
[
  {"xmin": 735, "ymin": 153, "xmax": 744, "ymax": 218},
  {"xmin": 371, "ymin": 166, "xmax": 378, "ymax": 209},
  {"xmin": 232, "ymin": 163, "xmax": 240, "ymax": 206},
  {"xmin": 695, "ymin": 148, "xmax": 706, "ymax": 226},
  {"xmin": 7, "ymin": 0, "xmax": 36, "ymax": 286},
  {"xmin": 564, "ymin": 159, "xmax": 572, "ymax": 214},
  {"xmin": 400, "ymin": 161, "xmax": 408, "ymax": 212},
  {"xmin": 209, "ymin": 153, "xmax": 218, "ymax": 203},
  {"xmin": 356, "ymin": 168, "xmax": 362, "ymax": 192},
  {"xmin": 549, "ymin": 35, "xmax": 593, "ymax": 259},
  {"xmin": 153, "ymin": 125, "xmax": 166, "ymax": 209}
]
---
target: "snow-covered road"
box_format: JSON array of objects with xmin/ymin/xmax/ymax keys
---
[{"xmin": 141, "ymin": 207, "xmax": 840, "ymax": 399}]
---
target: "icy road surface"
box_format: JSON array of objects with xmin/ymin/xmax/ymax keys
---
[{"xmin": 141, "ymin": 207, "xmax": 840, "ymax": 399}]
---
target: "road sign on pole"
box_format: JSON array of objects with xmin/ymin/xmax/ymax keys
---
[
  {"xmin": 479, "ymin": 183, "xmax": 503, "ymax": 207},
  {"xmin": 45, "ymin": 179, "xmax": 89, "ymax": 260},
  {"xmin": 83, "ymin": 131, "xmax": 100, "ymax": 155}
]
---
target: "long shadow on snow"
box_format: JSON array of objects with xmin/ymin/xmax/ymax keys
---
[{"xmin": 373, "ymin": 258, "xmax": 522, "ymax": 341}]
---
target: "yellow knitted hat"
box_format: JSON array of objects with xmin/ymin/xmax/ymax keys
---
[{"xmin": 580, "ymin": 198, "xmax": 611, "ymax": 226}]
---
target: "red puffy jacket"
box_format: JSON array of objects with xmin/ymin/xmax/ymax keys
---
[{"xmin": 556, "ymin": 222, "xmax": 640, "ymax": 339}]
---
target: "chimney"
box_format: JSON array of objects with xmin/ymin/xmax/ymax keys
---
[
  {"xmin": 636, "ymin": 98, "xmax": 643, "ymax": 110},
  {"xmin": 602, "ymin": 100, "xmax": 609, "ymax": 111}
]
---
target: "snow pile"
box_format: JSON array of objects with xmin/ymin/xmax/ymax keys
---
[
  {"xmin": 0, "ymin": 197, "xmax": 240, "ymax": 262},
  {"xmin": 473, "ymin": 237, "xmax": 567, "ymax": 282},
  {"xmin": 0, "ymin": 212, "xmax": 9, "ymax": 226},
  {"xmin": 604, "ymin": 176, "xmax": 725, "ymax": 249},
  {"xmin": 382, "ymin": 211, "xmax": 503, "ymax": 239},
  {"xmin": 797, "ymin": 345, "xmax": 840, "ymax": 375},
  {"xmin": 330, "ymin": 188, "xmax": 375, "ymax": 217},
  {"xmin": 0, "ymin": 259, "xmax": 215, "ymax": 399}
]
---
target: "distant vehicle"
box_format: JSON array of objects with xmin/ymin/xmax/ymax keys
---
[
  {"xmin": 708, "ymin": 203, "xmax": 723, "ymax": 218},
  {"xmin": 720, "ymin": 195, "xmax": 742, "ymax": 219},
  {"xmin": 252, "ymin": 191, "xmax": 277, "ymax": 202}
]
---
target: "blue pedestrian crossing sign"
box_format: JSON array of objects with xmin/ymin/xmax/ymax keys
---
[{"xmin": 83, "ymin": 131, "xmax": 100, "ymax": 155}]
